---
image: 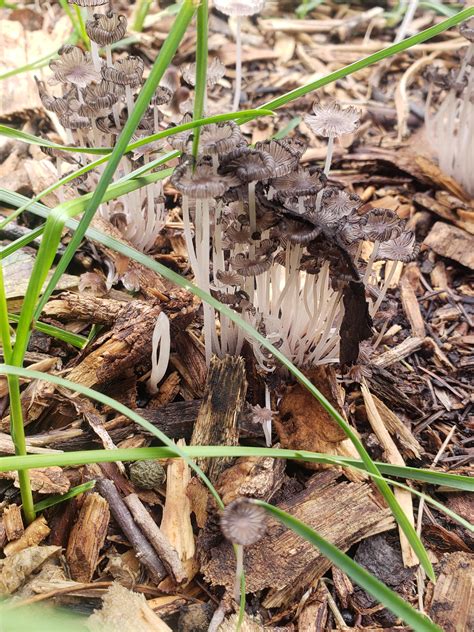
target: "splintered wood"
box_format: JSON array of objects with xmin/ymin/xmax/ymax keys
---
[
  {"xmin": 66, "ymin": 492, "xmax": 110, "ymax": 582},
  {"xmin": 191, "ymin": 355, "xmax": 247, "ymax": 481},
  {"xmin": 203, "ymin": 471, "xmax": 394, "ymax": 608}
]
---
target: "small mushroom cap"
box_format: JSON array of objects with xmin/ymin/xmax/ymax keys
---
[
  {"xmin": 317, "ymin": 187, "xmax": 361, "ymax": 227},
  {"xmin": 215, "ymin": 269, "xmax": 244, "ymax": 286},
  {"xmin": 171, "ymin": 157, "xmax": 240, "ymax": 198},
  {"xmin": 220, "ymin": 498, "xmax": 267, "ymax": 545},
  {"xmin": 86, "ymin": 11, "xmax": 127, "ymax": 47},
  {"xmin": 230, "ymin": 252, "xmax": 273, "ymax": 277},
  {"xmin": 199, "ymin": 121, "xmax": 243, "ymax": 155},
  {"xmin": 272, "ymin": 167, "xmax": 326, "ymax": 198},
  {"xmin": 35, "ymin": 78, "xmax": 73, "ymax": 115},
  {"xmin": 255, "ymin": 139, "xmax": 300, "ymax": 178},
  {"xmin": 375, "ymin": 231, "xmax": 419, "ymax": 262},
  {"xmin": 181, "ymin": 57, "xmax": 225, "ymax": 88},
  {"xmin": 304, "ymin": 101, "xmax": 361, "ymax": 138},
  {"xmin": 214, "ymin": 0, "xmax": 266, "ymax": 17},
  {"xmin": 361, "ymin": 208, "xmax": 404, "ymax": 242},
  {"xmin": 219, "ymin": 147, "xmax": 276, "ymax": 183},
  {"xmin": 49, "ymin": 46, "xmax": 100, "ymax": 88},
  {"xmin": 129, "ymin": 460, "xmax": 166, "ymax": 490},
  {"xmin": 102, "ymin": 56, "xmax": 144, "ymax": 87},
  {"xmin": 70, "ymin": 80, "xmax": 118, "ymax": 116}
]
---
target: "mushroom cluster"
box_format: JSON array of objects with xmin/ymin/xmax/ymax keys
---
[
  {"xmin": 425, "ymin": 18, "xmax": 474, "ymax": 195},
  {"xmin": 170, "ymin": 101, "xmax": 418, "ymax": 377}
]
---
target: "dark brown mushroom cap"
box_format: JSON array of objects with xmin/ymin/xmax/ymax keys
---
[
  {"xmin": 375, "ymin": 231, "xmax": 419, "ymax": 262},
  {"xmin": 304, "ymin": 100, "xmax": 361, "ymax": 138},
  {"xmin": 95, "ymin": 113, "xmax": 121, "ymax": 135},
  {"xmin": 49, "ymin": 46, "xmax": 100, "ymax": 88},
  {"xmin": 361, "ymin": 208, "xmax": 404, "ymax": 242},
  {"xmin": 68, "ymin": 0, "xmax": 108, "ymax": 6},
  {"xmin": 218, "ymin": 147, "xmax": 276, "ymax": 183},
  {"xmin": 317, "ymin": 188, "xmax": 361, "ymax": 226},
  {"xmin": 272, "ymin": 167, "xmax": 326, "ymax": 198},
  {"xmin": 102, "ymin": 56, "xmax": 144, "ymax": 87},
  {"xmin": 230, "ymin": 252, "xmax": 273, "ymax": 277},
  {"xmin": 40, "ymin": 145, "xmax": 80, "ymax": 164},
  {"xmin": 198, "ymin": 121, "xmax": 243, "ymax": 155},
  {"xmin": 339, "ymin": 214, "xmax": 366, "ymax": 245},
  {"xmin": 275, "ymin": 217, "xmax": 321, "ymax": 244},
  {"xmin": 86, "ymin": 11, "xmax": 127, "ymax": 47},
  {"xmin": 35, "ymin": 78, "xmax": 73, "ymax": 115},
  {"xmin": 70, "ymin": 80, "xmax": 118, "ymax": 116},
  {"xmin": 171, "ymin": 158, "xmax": 240, "ymax": 199},
  {"xmin": 254, "ymin": 139, "xmax": 300, "ymax": 178},
  {"xmin": 224, "ymin": 223, "xmax": 252, "ymax": 245}
]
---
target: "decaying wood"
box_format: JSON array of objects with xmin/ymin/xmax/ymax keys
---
[
  {"xmin": 3, "ymin": 515, "xmax": 50, "ymax": 557},
  {"xmin": 297, "ymin": 582, "xmax": 328, "ymax": 631},
  {"xmin": 0, "ymin": 432, "xmax": 62, "ymax": 455},
  {"xmin": 160, "ymin": 442, "xmax": 196, "ymax": 580},
  {"xmin": 0, "ymin": 357, "xmax": 58, "ymax": 398},
  {"xmin": 216, "ymin": 454, "xmax": 286, "ymax": 505},
  {"xmin": 426, "ymin": 552, "xmax": 474, "ymax": 632},
  {"xmin": 400, "ymin": 270, "xmax": 426, "ymax": 338},
  {"xmin": 191, "ymin": 355, "xmax": 247, "ymax": 481},
  {"xmin": 3, "ymin": 504, "xmax": 24, "ymax": 542},
  {"xmin": 0, "ymin": 467, "xmax": 70, "ymax": 494},
  {"xmin": 96, "ymin": 478, "xmax": 167, "ymax": 583},
  {"xmin": 123, "ymin": 494, "xmax": 185, "ymax": 584},
  {"xmin": 170, "ymin": 330, "xmax": 208, "ymax": 398},
  {"xmin": 203, "ymin": 471, "xmax": 394, "ymax": 609},
  {"xmin": 361, "ymin": 381, "xmax": 417, "ymax": 568},
  {"xmin": 372, "ymin": 336, "xmax": 425, "ymax": 368},
  {"xmin": 66, "ymin": 492, "xmax": 110, "ymax": 582},
  {"xmin": 0, "ymin": 545, "xmax": 61, "ymax": 594},
  {"xmin": 42, "ymin": 292, "xmax": 127, "ymax": 324},
  {"xmin": 424, "ymin": 221, "xmax": 474, "ymax": 270}
]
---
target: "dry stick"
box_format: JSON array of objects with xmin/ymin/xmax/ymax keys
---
[
  {"xmin": 96, "ymin": 478, "xmax": 167, "ymax": 583},
  {"xmin": 123, "ymin": 493, "xmax": 186, "ymax": 584},
  {"xmin": 361, "ymin": 379, "xmax": 418, "ymax": 568},
  {"xmin": 415, "ymin": 425, "xmax": 456, "ymax": 613}
]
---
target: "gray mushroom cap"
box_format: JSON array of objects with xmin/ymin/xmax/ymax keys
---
[
  {"xmin": 218, "ymin": 147, "xmax": 276, "ymax": 183},
  {"xmin": 86, "ymin": 11, "xmax": 127, "ymax": 47},
  {"xmin": 220, "ymin": 498, "xmax": 267, "ymax": 546}
]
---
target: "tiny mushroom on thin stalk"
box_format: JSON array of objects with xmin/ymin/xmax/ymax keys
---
[
  {"xmin": 220, "ymin": 498, "xmax": 267, "ymax": 602},
  {"xmin": 86, "ymin": 10, "xmax": 128, "ymax": 70},
  {"xmin": 102, "ymin": 55, "xmax": 144, "ymax": 115},
  {"xmin": 214, "ymin": 0, "xmax": 266, "ymax": 111},
  {"xmin": 148, "ymin": 312, "xmax": 171, "ymax": 394}
]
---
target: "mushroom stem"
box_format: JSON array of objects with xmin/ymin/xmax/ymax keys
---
[
  {"xmin": 248, "ymin": 180, "xmax": 257, "ymax": 234},
  {"xmin": 363, "ymin": 240, "xmax": 381, "ymax": 284},
  {"xmin": 323, "ymin": 132, "xmax": 335, "ymax": 176},
  {"xmin": 263, "ymin": 384, "xmax": 272, "ymax": 447},
  {"xmin": 125, "ymin": 84, "xmax": 135, "ymax": 115},
  {"xmin": 234, "ymin": 543, "xmax": 244, "ymax": 602},
  {"xmin": 232, "ymin": 15, "xmax": 242, "ymax": 111},
  {"xmin": 90, "ymin": 41, "xmax": 102, "ymax": 73},
  {"xmin": 105, "ymin": 46, "xmax": 113, "ymax": 69},
  {"xmin": 148, "ymin": 312, "xmax": 171, "ymax": 393},
  {"xmin": 371, "ymin": 259, "xmax": 399, "ymax": 315}
]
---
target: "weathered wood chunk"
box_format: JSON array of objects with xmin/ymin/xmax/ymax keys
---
[
  {"xmin": 424, "ymin": 221, "xmax": 474, "ymax": 270},
  {"xmin": 3, "ymin": 504, "xmax": 24, "ymax": 541},
  {"xmin": 203, "ymin": 471, "xmax": 394, "ymax": 608},
  {"xmin": 66, "ymin": 492, "xmax": 110, "ymax": 582}
]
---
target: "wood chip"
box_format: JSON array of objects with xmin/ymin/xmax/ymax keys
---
[
  {"xmin": 424, "ymin": 222, "xmax": 474, "ymax": 270},
  {"xmin": 0, "ymin": 545, "xmax": 61, "ymax": 593},
  {"xmin": 66, "ymin": 492, "xmax": 110, "ymax": 582},
  {"xmin": 4, "ymin": 515, "xmax": 50, "ymax": 556},
  {"xmin": 0, "ymin": 466, "xmax": 70, "ymax": 494},
  {"xmin": 3, "ymin": 504, "xmax": 24, "ymax": 542}
]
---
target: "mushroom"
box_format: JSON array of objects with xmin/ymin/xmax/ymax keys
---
[
  {"xmin": 49, "ymin": 45, "xmax": 101, "ymax": 89},
  {"xmin": 86, "ymin": 11, "xmax": 128, "ymax": 70},
  {"xmin": 220, "ymin": 498, "xmax": 267, "ymax": 602},
  {"xmin": 102, "ymin": 56, "xmax": 144, "ymax": 114},
  {"xmin": 148, "ymin": 312, "xmax": 171, "ymax": 394},
  {"xmin": 214, "ymin": 0, "xmax": 266, "ymax": 111}
]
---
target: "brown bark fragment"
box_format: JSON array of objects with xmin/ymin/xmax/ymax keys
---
[
  {"xmin": 66, "ymin": 302, "xmax": 161, "ymax": 388},
  {"xmin": 4, "ymin": 515, "xmax": 50, "ymax": 556},
  {"xmin": 42, "ymin": 292, "xmax": 127, "ymax": 324},
  {"xmin": 0, "ymin": 467, "xmax": 70, "ymax": 494},
  {"xmin": 203, "ymin": 471, "xmax": 394, "ymax": 609},
  {"xmin": 191, "ymin": 355, "xmax": 247, "ymax": 481},
  {"xmin": 424, "ymin": 221, "xmax": 474, "ymax": 270},
  {"xmin": 3, "ymin": 504, "xmax": 24, "ymax": 541},
  {"xmin": 66, "ymin": 492, "xmax": 110, "ymax": 582},
  {"xmin": 297, "ymin": 583, "xmax": 328, "ymax": 631},
  {"xmin": 216, "ymin": 455, "xmax": 286, "ymax": 505},
  {"xmin": 400, "ymin": 270, "xmax": 426, "ymax": 338},
  {"xmin": 0, "ymin": 545, "xmax": 61, "ymax": 593},
  {"xmin": 426, "ymin": 552, "xmax": 474, "ymax": 632}
]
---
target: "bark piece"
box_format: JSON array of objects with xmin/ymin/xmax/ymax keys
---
[
  {"xmin": 191, "ymin": 355, "xmax": 247, "ymax": 481},
  {"xmin": 66, "ymin": 492, "xmax": 110, "ymax": 582},
  {"xmin": 4, "ymin": 515, "xmax": 50, "ymax": 556},
  {"xmin": 371, "ymin": 395, "xmax": 423, "ymax": 460},
  {"xmin": 66, "ymin": 301, "xmax": 162, "ymax": 388},
  {"xmin": 400, "ymin": 271, "xmax": 426, "ymax": 338},
  {"xmin": 426, "ymin": 552, "xmax": 474, "ymax": 632},
  {"xmin": 424, "ymin": 221, "xmax": 474, "ymax": 270},
  {"xmin": 372, "ymin": 336, "xmax": 425, "ymax": 368},
  {"xmin": 0, "ymin": 545, "xmax": 61, "ymax": 593},
  {"xmin": 216, "ymin": 454, "xmax": 286, "ymax": 505},
  {"xmin": 96, "ymin": 478, "xmax": 167, "ymax": 583},
  {"xmin": 88, "ymin": 582, "xmax": 173, "ymax": 632},
  {"xmin": 3, "ymin": 504, "xmax": 24, "ymax": 541},
  {"xmin": 0, "ymin": 467, "xmax": 70, "ymax": 494},
  {"xmin": 297, "ymin": 582, "xmax": 328, "ymax": 631},
  {"xmin": 124, "ymin": 493, "xmax": 185, "ymax": 584},
  {"xmin": 42, "ymin": 292, "xmax": 127, "ymax": 324},
  {"xmin": 203, "ymin": 471, "xmax": 394, "ymax": 609}
]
